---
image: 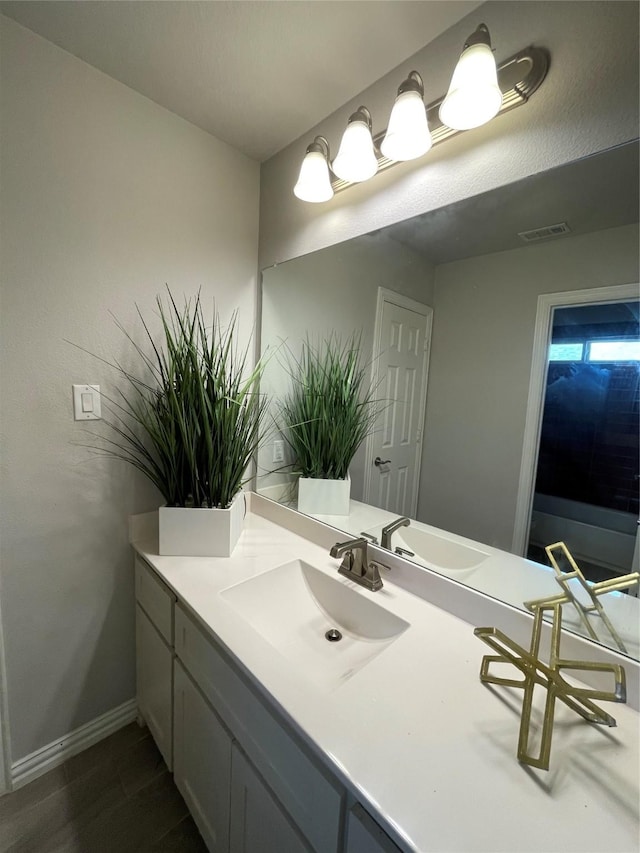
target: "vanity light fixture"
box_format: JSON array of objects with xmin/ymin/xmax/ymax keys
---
[
  {"xmin": 293, "ymin": 28, "xmax": 549, "ymax": 202},
  {"xmin": 293, "ymin": 135, "xmax": 334, "ymax": 203},
  {"xmin": 381, "ymin": 71, "xmax": 431, "ymax": 162},
  {"xmin": 332, "ymin": 106, "xmax": 379, "ymax": 182},
  {"xmin": 439, "ymin": 24, "xmax": 503, "ymax": 131}
]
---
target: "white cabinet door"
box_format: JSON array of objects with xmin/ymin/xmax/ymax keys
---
[
  {"xmin": 136, "ymin": 603, "xmax": 173, "ymax": 770},
  {"xmin": 174, "ymin": 661, "xmax": 232, "ymax": 853},
  {"xmin": 230, "ymin": 744, "xmax": 309, "ymax": 853},
  {"xmin": 345, "ymin": 804, "xmax": 403, "ymax": 853},
  {"xmin": 175, "ymin": 605, "xmax": 343, "ymax": 852}
]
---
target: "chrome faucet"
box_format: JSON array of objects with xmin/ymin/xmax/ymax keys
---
[
  {"xmin": 330, "ymin": 537, "xmax": 385, "ymax": 592},
  {"xmin": 381, "ymin": 516, "xmax": 410, "ymax": 550}
]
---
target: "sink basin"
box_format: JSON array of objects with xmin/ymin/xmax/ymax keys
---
[
  {"xmin": 220, "ymin": 560, "xmax": 409, "ymax": 691},
  {"xmin": 394, "ymin": 526, "xmax": 489, "ymax": 575}
]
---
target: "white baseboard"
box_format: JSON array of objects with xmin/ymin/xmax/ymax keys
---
[{"xmin": 10, "ymin": 698, "xmax": 138, "ymax": 791}]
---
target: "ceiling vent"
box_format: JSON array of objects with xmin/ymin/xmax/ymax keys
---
[{"xmin": 518, "ymin": 222, "xmax": 572, "ymax": 242}]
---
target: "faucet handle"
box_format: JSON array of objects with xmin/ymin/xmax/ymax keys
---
[
  {"xmin": 363, "ymin": 560, "xmax": 386, "ymax": 591},
  {"xmin": 360, "ymin": 531, "xmax": 379, "ymax": 545}
]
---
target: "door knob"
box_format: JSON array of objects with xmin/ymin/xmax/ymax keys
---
[{"xmin": 374, "ymin": 457, "xmax": 391, "ymax": 467}]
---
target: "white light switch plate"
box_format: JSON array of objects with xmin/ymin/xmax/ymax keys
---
[
  {"xmin": 73, "ymin": 384, "xmax": 101, "ymax": 420},
  {"xmin": 272, "ymin": 439, "xmax": 285, "ymax": 464}
]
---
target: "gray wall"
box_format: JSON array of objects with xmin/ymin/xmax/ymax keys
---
[
  {"xmin": 419, "ymin": 224, "xmax": 640, "ymax": 549},
  {"xmin": 0, "ymin": 17, "xmax": 259, "ymax": 762},
  {"xmin": 259, "ymin": 1, "xmax": 639, "ymax": 269},
  {"xmin": 258, "ymin": 235, "xmax": 434, "ymax": 498}
]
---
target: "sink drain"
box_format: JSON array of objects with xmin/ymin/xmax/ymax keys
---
[{"xmin": 325, "ymin": 628, "xmax": 342, "ymax": 642}]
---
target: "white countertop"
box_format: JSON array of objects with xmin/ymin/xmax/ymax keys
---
[{"xmin": 132, "ymin": 501, "xmax": 640, "ymax": 853}]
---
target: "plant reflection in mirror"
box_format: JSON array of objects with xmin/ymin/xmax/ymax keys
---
[{"xmin": 279, "ymin": 333, "xmax": 380, "ymax": 481}]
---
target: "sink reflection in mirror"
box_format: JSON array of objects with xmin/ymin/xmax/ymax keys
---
[
  {"xmin": 361, "ymin": 510, "xmax": 640, "ymax": 658},
  {"xmin": 381, "ymin": 524, "xmax": 489, "ymax": 576},
  {"xmin": 220, "ymin": 560, "xmax": 409, "ymax": 691}
]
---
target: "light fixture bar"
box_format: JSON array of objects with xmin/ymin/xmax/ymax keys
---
[{"xmin": 330, "ymin": 45, "xmax": 549, "ymax": 193}]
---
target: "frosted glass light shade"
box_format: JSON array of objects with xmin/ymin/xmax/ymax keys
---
[
  {"xmin": 332, "ymin": 120, "xmax": 378, "ymax": 183},
  {"xmin": 293, "ymin": 150, "xmax": 334, "ymax": 203},
  {"xmin": 439, "ymin": 42, "xmax": 502, "ymax": 130},
  {"xmin": 381, "ymin": 90, "xmax": 432, "ymax": 161}
]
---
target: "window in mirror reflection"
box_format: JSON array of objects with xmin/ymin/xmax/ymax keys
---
[
  {"xmin": 549, "ymin": 340, "xmax": 640, "ymax": 362},
  {"xmin": 588, "ymin": 340, "xmax": 640, "ymax": 362},
  {"xmin": 549, "ymin": 343, "xmax": 584, "ymax": 361}
]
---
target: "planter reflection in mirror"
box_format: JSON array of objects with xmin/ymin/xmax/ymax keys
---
[{"xmin": 278, "ymin": 334, "xmax": 380, "ymax": 517}]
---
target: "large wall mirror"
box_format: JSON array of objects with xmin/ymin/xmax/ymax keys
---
[{"xmin": 257, "ymin": 140, "xmax": 640, "ymax": 660}]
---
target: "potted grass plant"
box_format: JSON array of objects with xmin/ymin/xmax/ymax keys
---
[
  {"xmin": 279, "ymin": 333, "xmax": 378, "ymax": 516},
  {"xmin": 93, "ymin": 290, "xmax": 267, "ymax": 557}
]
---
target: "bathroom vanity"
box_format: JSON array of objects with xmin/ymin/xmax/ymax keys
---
[{"xmin": 131, "ymin": 494, "xmax": 640, "ymax": 853}]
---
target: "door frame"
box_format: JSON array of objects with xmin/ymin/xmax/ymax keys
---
[
  {"xmin": 363, "ymin": 287, "xmax": 433, "ymax": 516},
  {"xmin": 512, "ymin": 281, "xmax": 639, "ymax": 556}
]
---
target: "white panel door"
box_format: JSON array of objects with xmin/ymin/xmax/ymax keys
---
[{"xmin": 365, "ymin": 289, "xmax": 432, "ymax": 517}]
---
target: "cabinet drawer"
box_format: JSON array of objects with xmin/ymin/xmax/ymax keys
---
[
  {"xmin": 175, "ymin": 604, "xmax": 343, "ymax": 853},
  {"xmin": 135, "ymin": 555, "xmax": 175, "ymax": 644}
]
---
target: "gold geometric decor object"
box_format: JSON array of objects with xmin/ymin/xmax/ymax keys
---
[
  {"xmin": 523, "ymin": 541, "xmax": 639, "ymax": 654},
  {"xmin": 475, "ymin": 602, "xmax": 626, "ymax": 770}
]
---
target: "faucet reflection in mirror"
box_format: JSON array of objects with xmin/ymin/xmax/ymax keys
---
[
  {"xmin": 381, "ymin": 516, "xmax": 411, "ymax": 551},
  {"xmin": 294, "ymin": 24, "xmax": 549, "ymax": 202}
]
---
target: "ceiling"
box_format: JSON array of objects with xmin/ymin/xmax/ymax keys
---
[
  {"xmin": 378, "ymin": 140, "xmax": 640, "ymax": 265},
  {"xmin": 0, "ymin": 0, "xmax": 482, "ymax": 161}
]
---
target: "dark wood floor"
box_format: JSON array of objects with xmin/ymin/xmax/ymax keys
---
[{"xmin": 0, "ymin": 723, "xmax": 207, "ymax": 853}]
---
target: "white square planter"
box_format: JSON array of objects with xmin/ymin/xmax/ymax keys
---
[
  {"xmin": 297, "ymin": 476, "xmax": 350, "ymax": 516},
  {"xmin": 158, "ymin": 492, "xmax": 246, "ymax": 557}
]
